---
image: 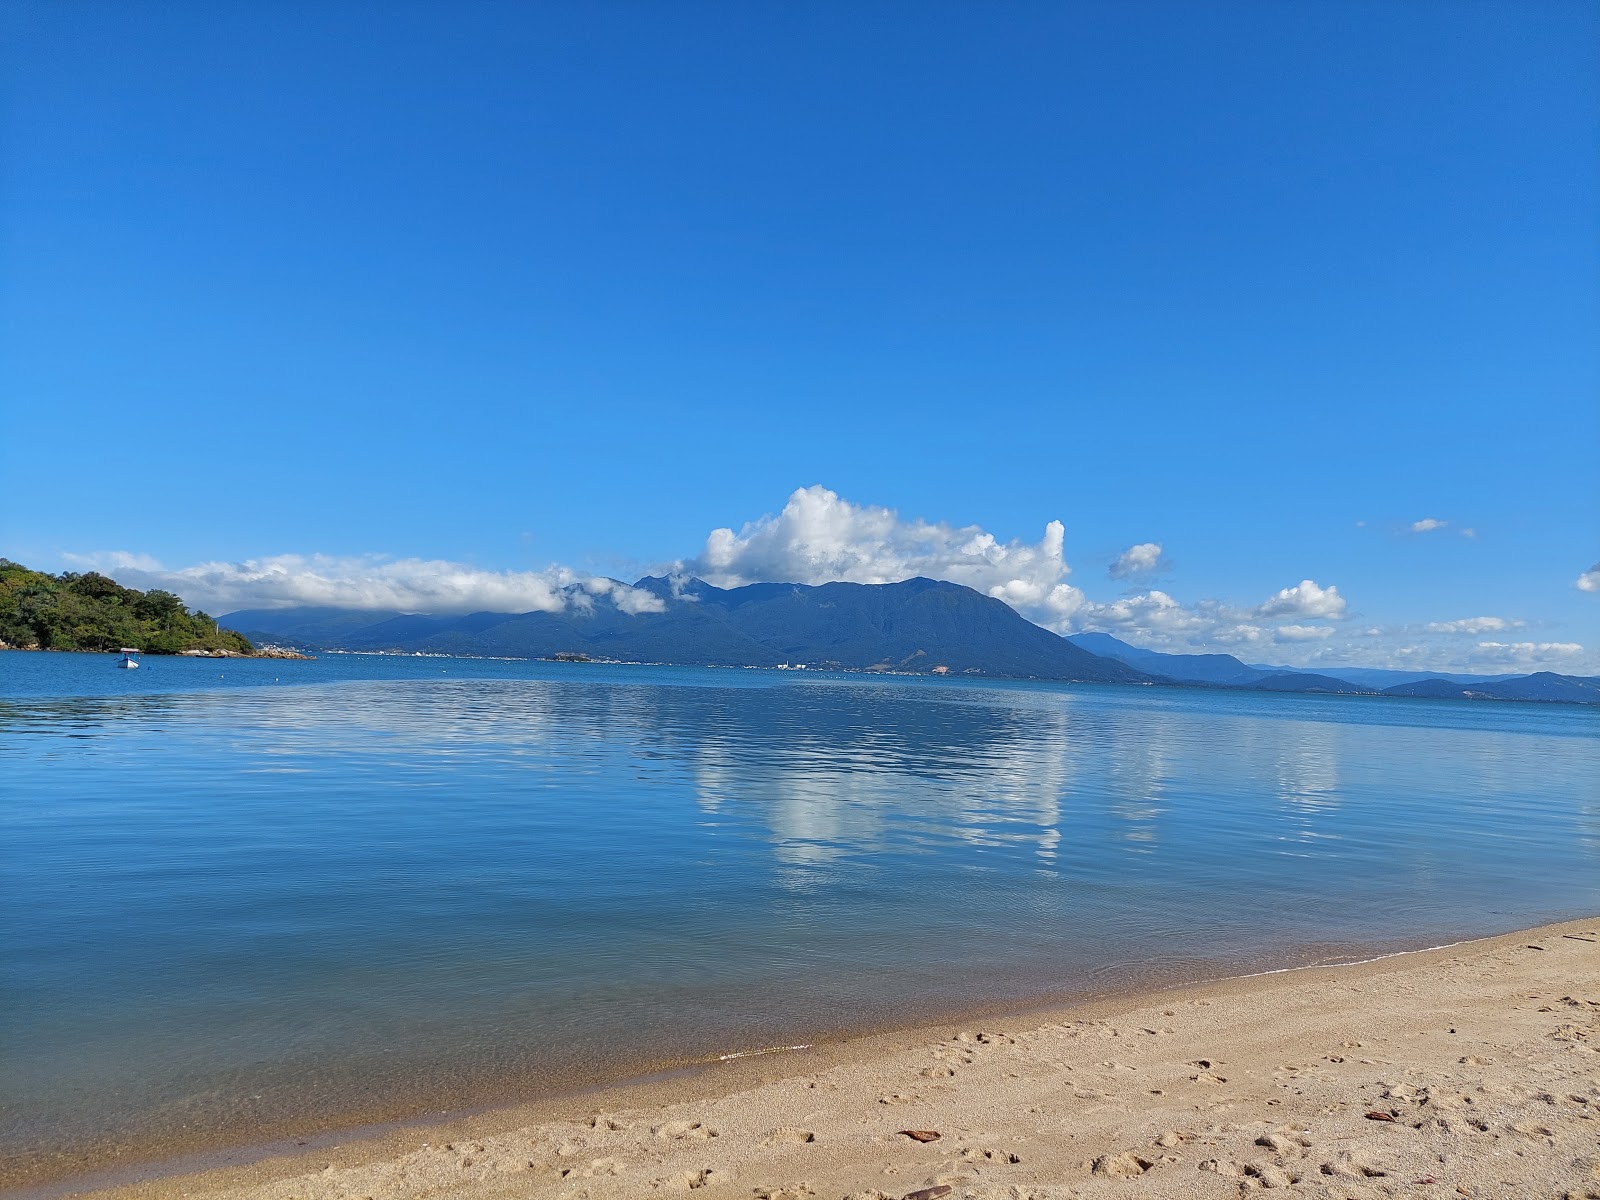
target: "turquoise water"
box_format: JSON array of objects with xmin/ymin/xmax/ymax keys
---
[{"xmin": 2, "ymin": 652, "xmax": 1597, "ymax": 1185}]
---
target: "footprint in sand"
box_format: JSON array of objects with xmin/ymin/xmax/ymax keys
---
[
  {"xmin": 1254, "ymin": 1130, "xmax": 1312, "ymax": 1154},
  {"xmin": 762, "ymin": 1128, "xmax": 817, "ymax": 1145},
  {"xmin": 751, "ymin": 1185, "xmax": 816, "ymax": 1199},
  {"xmin": 588, "ymin": 1112, "xmax": 628, "ymax": 1131},
  {"xmin": 958, "ymin": 1146, "xmax": 1023, "ymax": 1165},
  {"xmin": 919, "ymin": 1065, "xmax": 956, "ymax": 1078},
  {"xmin": 1091, "ymin": 1151, "xmax": 1154, "ymax": 1178},
  {"xmin": 1241, "ymin": 1161, "xmax": 1299, "ymax": 1187},
  {"xmin": 660, "ymin": 1167, "xmax": 716, "ymax": 1190},
  {"xmin": 560, "ymin": 1157, "xmax": 624, "ymax": 1179},
  {"xmin": 880, "ymin": 1093, "xmax": 919, "ymax": 1105},
  {"xmin": 1318, "ymin": 1150, "xmax": 1387, "ymax": 1178},
  {"xmin": 653, "ymin": 1120, "xmax": 718, "ymax": 1140}
]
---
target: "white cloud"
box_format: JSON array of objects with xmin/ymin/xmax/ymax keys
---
[
  {"xmin": 1254, "ymin": 579, "xmax": 1347, "ymax": 620},
  {"xmin": 1425, "ymin": 616, "xmax": 1523, "ymax": 634},
  {"xmin": 1473, "ymin": 641, "xmax": 1584, "ymax": 666},
  {"xmin": 1274, "ymin": 625, "xmax": 1336, "ymax": 642},
  {"xmin": 67, "ymin": 485, "xmax": 1592, "ymax": 677},
  {"xmin": 688, "ymin": 485, "xmax": 1089, "ymax": 626},
  {"xmin": 1068, "ymin": 580, "xmax": 1347, "ymax": 649},
  {"xmin": 63, "ymin": 551, "xmax": 665, "ymax": 616},
  {"xmin": 685, "ymin": 489, "xmax": 1362, "ymax": 649},
  {"xmin": 1460, "ymin": 528, "xmax": 1477, "ymax": 539},
  {"xmin": 1410, "ymin": 517, "xmax": 1448, "ymax": 533},
  {"xmin": 1108, "ymin": 542, "xmax": 1165, "ymax": 580}
]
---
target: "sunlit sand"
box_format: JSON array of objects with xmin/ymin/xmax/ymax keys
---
[{"xmin": 71, "ymin": 919, "xmax": 1599, "ymax": 1200}]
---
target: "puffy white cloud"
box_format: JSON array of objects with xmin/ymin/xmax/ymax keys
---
[
  {"xmin": 687, "ymin": 485, "xmax": 1089, "ymax": 626},
  {"xmin": 1274, "ymin": 625, "xmax": 1336, "ymax": 642},
  {"xmin": 685, "ymin": 488, "xmax": 1365, "ymax": 653},
  {"xmin": 1410, "ymin": 517, "xmax": 1448, "ymax": 533},
  {"xmin": 1067, "ymin": 581, "xmax": 1348, "ymax": 649},
  {"xmin": 81, "ymin": 486, "xmax": 1598, "ymax": 675},
  {"xmin": 1108, "ymin": 542, "xmax": 1165, "ymax": 580},
  {"xmin": 1253, "ymin": 579, "xmax": 1347, "ymax": 620},
  {"xmin": 1472, "ymin": 641, "xmax": 1584, "ymax": 666},
  {"xmin": 63, "ymin": 551, "xmax": 665, "ymax": 616},
  {"xmin": 1079, "ymin": 590, "xmax": 1218, "ymax": 639},
  {"xmin": 1425, "ymin": 616, "xmax": 1523, "ymax": 634}
]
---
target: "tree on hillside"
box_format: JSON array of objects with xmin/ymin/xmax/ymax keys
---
[{"xmin": 0, "ymin": 559, "xmax": 254, "ymax": 654}]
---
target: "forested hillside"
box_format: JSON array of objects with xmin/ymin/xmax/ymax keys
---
[{"xmin": 0, "ymin": 560, "xmax": 254, "ymax": 654}]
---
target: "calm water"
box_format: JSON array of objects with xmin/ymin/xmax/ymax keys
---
[{"xmin": 2, "ymin": 652, "xmax": 1597, "ymax": 1185}]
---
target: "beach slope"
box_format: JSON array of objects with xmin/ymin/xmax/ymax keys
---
[{"xmin": 67, "ymin": 920, "xmax": 1600, "ymax": 1200}]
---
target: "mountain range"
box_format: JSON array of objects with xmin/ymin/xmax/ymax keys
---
[
  {"xmin": 1064, "ymin": 631, "xmax": 1599, "ymax": 704},
  {"xmin": 224, "ymin": 576, "xmax": 1149, "ymax": 683},
  {"xmin": 222, "ymin": 577, "xmax": 1598, "ymax": 704}
]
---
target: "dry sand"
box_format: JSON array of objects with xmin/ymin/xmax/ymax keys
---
[{"xmin": 46, "ymin": 919, "xmax": 1600, "ymax": 1200}]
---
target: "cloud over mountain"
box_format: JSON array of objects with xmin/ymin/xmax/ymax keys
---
[
  {"xmin": 680, "ymin": 488, "xmax": 1358, "ymax": 650},
  {"xmin": 58, "ymin": 485, "xmax": 1589, "ymax": 674},
  {"xmin": 1274, "ymin": 624, "xmax": 1336, "ymax": 641},
  {"xmin": 1255, "ymin": 579, "xmax": 1347, "ymax": 620},
  {"xmin": 686, "ymin": 485, "xmax": 1090, "ymax": 627},
  {"xmin": 1072, "ymin": 581, "xmax": 1348, "ymax": 649},
  {"xmin": 1471, "ymin": 641, "xmax": 1584, "ymax": 666},
  {"xmin": 1108, "ymin": 542, "xmax": 1165, "ymax": 579},
  {"xmin": 63, "ymin": 552, "xmax": 666, "ymax": 616},
  {"xmin": 1425, "ymin": 616, "xmax": 1522, "ymax": 634}
]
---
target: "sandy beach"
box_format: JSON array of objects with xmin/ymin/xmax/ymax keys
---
[{"xmin": 33, "ymin": 918, "xmax": 1596, "ymax": 1200}]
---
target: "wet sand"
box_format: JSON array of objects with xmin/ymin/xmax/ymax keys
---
[{"xmin": 24, "ymin": 917, "xmax": 1599, "ymax": 1200}]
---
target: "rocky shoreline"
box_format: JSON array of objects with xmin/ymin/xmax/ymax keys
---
[
  {"xmin": 176, "ymin": 646, "xmax": 315, "ymax": 660},
  {"xmin": 0, "ymin": 644, "xmax": 314, "ymax": 660}
]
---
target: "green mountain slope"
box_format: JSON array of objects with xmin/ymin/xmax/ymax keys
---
[
  {"xmin": 0, "ymin": 560, "xmax": 254, "ymax": 655},
  {"xmin": 224, "ymin": 576, "xmax": 1149, "ymax": 683}
]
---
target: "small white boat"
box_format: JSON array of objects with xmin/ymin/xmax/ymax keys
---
[{"xmin": 116, "ymin": 648, "xmax": 141, "ymax": 669}]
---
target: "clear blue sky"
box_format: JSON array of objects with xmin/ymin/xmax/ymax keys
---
[{"xmin": 4, "ymin": 2, "xmax": 1596, "ymax": 671}]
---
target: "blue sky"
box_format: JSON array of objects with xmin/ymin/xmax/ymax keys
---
[{"xmin": 4, "ymin": 2, "xmax": 1596, "ymax": 672}]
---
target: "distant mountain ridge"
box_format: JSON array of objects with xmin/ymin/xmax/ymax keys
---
[
  {"xmin": 1066, "ymin": 632, "xmax": 1265, "ymax": 685},
  {"xmin": 1381, "ymin": 673, "xmax": 1600, "ymax": 704},
  {"xmin": 226, "ymin": 576, "xmax": 1150, "ymax": 684},
  {"xmin": 1066, "ymin": 631, "xmax": 1597, "ymax": 704},
  {"xmin": 222, "ymin": 580, "xmax": 1597, "ymax": 703}
]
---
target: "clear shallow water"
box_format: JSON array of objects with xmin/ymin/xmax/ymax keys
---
[{"xmin": 2, "ymin": 652, "xmax": 1597, "ymax": 1184}]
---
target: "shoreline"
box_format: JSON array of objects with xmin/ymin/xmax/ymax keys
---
[
  {"xmin": 12, "ymin": 916, "xmax": 1598, "ymax": 1199},
  {"xmin": 0, "ymin": 646, "xmax": 313, "ymax": 660},
  {"xmin": 0, "ymin": 924, "xmax": 1530, "ymax": 1193}
]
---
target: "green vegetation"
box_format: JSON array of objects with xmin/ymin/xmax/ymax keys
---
[{"xmin": 0, "ymin": 560, "xmax": 254, "ymax": 655}]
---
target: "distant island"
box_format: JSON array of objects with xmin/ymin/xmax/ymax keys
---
[
  {"xmin": 222, "ymin": 574, "xmax": 1598, "ymax": 705},
  {"xmin": 0, "ymin": 559, "xmax": 306, "ymax": 658}
]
